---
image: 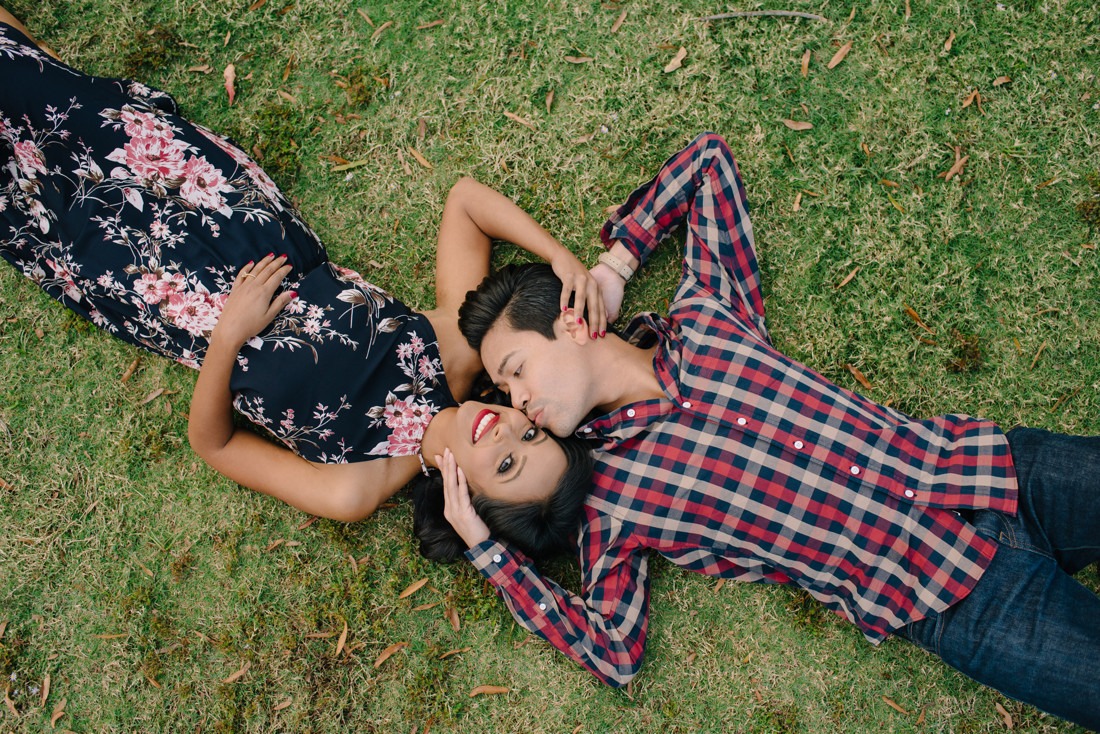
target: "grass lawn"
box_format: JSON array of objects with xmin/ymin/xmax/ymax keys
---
[{"xmin": 2, "ymin": 0, "xmax": 1098, "ymax": 731}]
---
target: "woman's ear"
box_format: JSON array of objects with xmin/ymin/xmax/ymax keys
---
[{"xmin": 559, "ymin": 309, "xmax": 591, "ymax": 345}]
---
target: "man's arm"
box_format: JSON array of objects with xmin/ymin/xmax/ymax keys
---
[{"xmin": 597, "ymin": 132, "xmax": 769, "ymax": 342}]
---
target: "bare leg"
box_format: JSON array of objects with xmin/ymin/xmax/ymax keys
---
[{"xmin": 0, "ymin": 5, "xmax": 61, "ymax": 61}]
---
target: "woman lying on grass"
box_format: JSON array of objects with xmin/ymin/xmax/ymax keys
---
[{"xmin": 0, "ymin": 7, "xmax": 595, "ymax": 536}]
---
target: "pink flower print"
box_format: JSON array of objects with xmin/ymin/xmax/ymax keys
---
[
  {"xmin": 302, "ymin": 318, "xmax": 322, "ymax": 336},
  {"xmin": 409, "ymin": 334, "xmax": 424, "ymax": 354},
  {"xmin": 280, "ymin": 409, "xmax": 296, "ymax": 432},
  {"xmin": 119, "ymin": 106, "xmax": 173, "ymax": 140},
  {"xmin": 417, "ymin": 354, "xmax": 439, "ymax": 380},
  {"xmin": 285, "ymin": 296, "xmax": 306, "ymax": 314},
  {"xmin": 179, "ymin": 155, "xmax": 233, "ymax": 211},
  {"xmin": 379, "ymin": 395, "xmax": 433, "ymax": 456},
  {"xmin": 396, "ymin": 342, "xmax": 414, "ymax": 361},
  {"xmin": 13, "ymin": 140, "xmax": 47, "ymax": 178},
  {"xmin": 134, "ymin": 271, "xmax": 185, "ymax": 305},
  {"xmin": 149, "ymin": 219, "xmax": 170, "ymax": 239},
  {"xmin": 195, "ymin": 126, "xmax": 251, "ymax": 166},
  {"xmin": 164, "ymin": 286, "xmax": 226, "ymax": 337},
  {"xmin": 306, "ymin": 304, "xmax": 324, "ymax": 320},
  {"xmin": 46, "ymin": 258, "xmax": 82, "ymax": 302},
  {"xmin": 243, "ymin": 159, "xmax": 281, "ymax": 201},
  {"xmin": 106, "ymin": 135, "xmax": 186, "ymax": 182}
]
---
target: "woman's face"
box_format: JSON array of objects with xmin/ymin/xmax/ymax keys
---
[{"xmin": 448, "ymin": 401, "xmax": 567, "ymax": 503}]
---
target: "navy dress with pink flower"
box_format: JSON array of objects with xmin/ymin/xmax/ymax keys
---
[{"xmin": 0, "ymin": 22, "xmax": 455, "ymax": 463}]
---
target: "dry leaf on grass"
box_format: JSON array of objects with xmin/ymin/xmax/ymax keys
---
[
  {"xmin": 564, "ymin": 55, "xmax": 593, "ymax": 64},
  {"xmin": 995, "ymin": 703, "xmax": 1015, "ymax": 729},
  {"xmin": 120, "ymin": 358, "xmax": 140, "ymax": 382},
  {"xmin": 846, "ymin": 364, "xmax": 873, "ymax": 391},
  {"xmin": 140, "ymin": 387, "xmax": 165, "ymax": 405},
  {"xmin": 335, "ymin": 619, "xmax": 348, "ymax": 657},
  {"xmin": 904, "ymin": 304, "xmax": 935, "ymax": 334},
  {"xmin": 0, "ymin": 477, "xmax": 12, "ymax": 491},
  {"xmin": 993, "ymin": 75, "xmax": 1011, "ymax": 86},
  {"xmin": 611, "ymin": 10, "xmax": 627, "ymax": 33},
  {"xmin": 439, "ymin": 647, "xmax": 471, "ymax": 660},
  {"xmin": 223, "ymin": 64, "xmax": 236, "ymax": 106},
  {"xmin": 943, "ymin": 31, "xmax": 955, "ymax": 52},
  {"xmin": 371, "ymin": 21, "xmax": 393, "ymax": 43},
  {"xmin": 801, "ymin": 49, "xmax": 810, "ymax": 77},
  {"xmin": 0, "ymin": 620, "xmax": 6, "ymax": 639},
  {"xmin": 273, "ymin": 698, "xmax": 292, "ymax": 711},
  {"xmin": 222, "ymin": 661, "xmax": 250, "ymax": 684},
  {"xmin": 188, "ymin": 64, "xmax": 213, "ymax": 74},
  {"xmin": 412, "ymin": 600, "xmax": 440, "ymax": 612},
  {"xmin": 664, "ymin": 47, "xmax": 687, "ymax": 73},
  {"xmin": 407, "ymin": 147, "xmax": 433, "ymax": 169},
  {"xmin": 792, "ymin": 192, "xmax": 802, "ymax": 212},
  {"xmin": 835, "ymin": 267, "xmax": 859, "ymax": 289},
  {"xmin": 399, "ymin": 578, "xmax": 429, "ymax": 599},
  {"xmin": 781, "ymin": 119, "xmax": 813, "ymax": 131},
  {"xmin": 248, "ymin": 0, "xmax": 268, "ymax": 10},
  {"xmin": 40, "ymin": 674, "xmax": 49, "ymax": 707},
  {"xmin": 827, "ymin": 41, "xmax": 852, "ymax": 69},
  {"xmin": 418, "ymin": 19, "xmax": 444, "ymax": 30},
  {"xmin": 373, "ymin": 641, "xmax": 409, "ymax": 668},
  {"xmin": 51, "ymin": 697, "xmax": 66, "ymax": 725},
  {"xmin": 504, "ymin": 111, "xmax": 536, "ymax": 129},
  {"xmin": 882, "ymin": 696, "xmax": 910, "ymax": 715},
  {"xmin": 357, "ymin": 9, "xmax": 374, "ymax": 26},
  {"xmin": 277, "ymin": 90, "xmax": 298, "ymax": 104},
  {"xmin": 446, "ymin": 607, "xmax": 461, "ymax": 632},
  {"xmin": 3, "ymin": 687, "xmax": 17, "ymax": 717},
  {"xmin": 879, "ymin": 179, "xmax": 900, "ymax": 188},
  {"xmin": 469, "ymin": 685, "xmax": 510, "ymax": 697},
  {"xmin": 546, "ymin": 89, "xmax": 554, "ymax": 113}
]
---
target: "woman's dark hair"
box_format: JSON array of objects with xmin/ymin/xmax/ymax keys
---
[
  {"xmin": 459, "ymin": 263, "xmax": 564, "ymax": 350},
  {"xmin": 412, "ymin": 379, "xmax": 593, "ymax": 563}
]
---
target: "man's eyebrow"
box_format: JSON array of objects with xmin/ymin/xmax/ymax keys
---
[{"xmin": 496, "ymin": 349, "xmax": 519, "ymax": 378}]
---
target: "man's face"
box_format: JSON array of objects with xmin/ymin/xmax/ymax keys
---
[{"xmin": 479, "ymin": 316, "xmax": 594, "ymax": 437}]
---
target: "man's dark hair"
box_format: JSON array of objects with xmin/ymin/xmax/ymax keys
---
[
  {"xmin": 459, "ymin": 263, "xmax": 563, "ymax": 350},
  {"xmin": 412, "ymin": 432, "xmax": 593, "ymax": 563}
]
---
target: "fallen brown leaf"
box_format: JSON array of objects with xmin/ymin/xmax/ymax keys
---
[
  {"xmin": 503, "ymin": 111, "xmax": 536, "ymax": 129},
  {"xmin": 1035, "ymin": 177, "xmax": 1058, "ymax": 189},
  {"xmin": 611, "ymin": 9, "xmax": 627, "ymax": 33},
  {"xmin": 412, "ymin": 600, "xmax": 441, "ymax": 612},
  {"xmin": 714, "ymin": 578, "xmax": 726, "ymax": 592},
  {"xmin": 357, "ymin": 8, "xmax": 374, "ymax": 26},
  {"xmin": 50, "ymin": 697, "xmax": 66, "ymax": 725},
  {"xmin": 801, "ymin": 49, "xmax": 810, "ymax": 77},
  {"xmin": 407, "ymin": 147, "xmax": 433, "ymax": 169},
  {"xmin": 781, "ymin": 119, "xmax": 813, "ymax": 131},
  {"xmin": 40, "ymin": 673, "xmax": 49, "ymax": 707},
  {"xmin": 187, "ymin": 64, "xmax": 213, "ymax": 74},
  {"xmin": 846, "ymin": 364, "xmax": 873, "ymax": 391},
  {"xmin": 222, "ymin": 661, "xmax": 250, "ymax": 684},
  {"xmin": 469, "ymin": 685, "xmax": 510, "ymax": 697},
  {"xmin": 399, "ymin": 578, "xmax": 430, "ymax": 599},
  {"xmin": 904, "ymin": 304, "xmax": 935, "ymax": 334},
  {"xmin": 304, "ymin": 630, "xmax": 336, "ymax": 639},
  {"xmin": 417, "ymin": 19, "xmax": 444, "ymax": 30},
  {"xmin": 905, "ymin": 0, "xmax": 911, "ymax": 20},
  {"xmin": 0, "ymin": 620, "xmax": 6, "ymax": 639},
  {"xmin": 888, "ymin": 194, "xmax": 906, "ymax": 213},
  {"xmin": 943, "ymin": 30, "xmax": 955, "ymax": 52},
  {"xmin": 3, "ymin": 686, "xmax": 17, "ymax": 717},
  {"xmin": 277, "ymin": 90, "xmax": 298, "ymax": 104},
  {"xmin": 861, "ymin": 141, "xmax": 871, "ymax": 156},
  {"xmin": 880, "ymin": 179, "xmax": 900, "ymax": 188},
  {"xmin": 882, "ymin": 695, "xmax": 910, "ymax": 715},
  {"xmin": 142, "ymin": 669, "xmax": 162, "ymax": 688},
  {"xmin": 439, "ymin": 646, "xmax": 472, "ymax": 660},
  {"xmin": 0, "ymin": 477, "xmax": 12, "ymax": 491},
  {"xmin": 273, "ymin": 698, "xmax": 292, "ymax": 711},
  {"xmin": 993, "ymin": 75, "xmax": 1011, "ymax": 86},
  {"xmin": 995, "ymin": 702, "xmax": 1015, "ymax": 729},
  {"xmin": 248, "ymin": 0, "xmax": 268, "ymax": 10},
  {"xmin": 139, "ymin": 388, "xmax": 165, "ymax": 405},
  {"xmin": 664, "ymin": 46, "xmax": 687, "ymax": 73},
  {"xmin": 1030, "ymin": 340, "xmax": 1048, "ymax": 370},
  {"xmin": 265, "ymin": 538, "xmax": 285, "ymax": 552},
  {"xmin": 335, "ymin": 619, "xmax": 348, "ymax": 657},
  {"xmin": 331, "ymin": 159, "xmax": 369, "ymax": 172},
  {"xmin": 120, "ymin": 357, "xmax": 140, "ymax": 382},
  {"xmin": 941, "ymin": 154, "xmax": 969, "ymax": 182},
  {"xmin": 546, "ymin": 89, "xmax": 554, "ymax": 114},
  {"xmin": 374, "ymin": 641, "xmax": 409, "ymax": 668},
  {"xmin": 282, "ymin": 55, "xmax": 295, "ymax": 83},
  {"xmin": 792, "ymin": 192, "xmax": 802, "ymax": 212},
  {"xmin": 836, "ymin": 267, "xmax": 860, "ymax": 289},
  {"xmin": 223, "ymin": 64, "xmax": 236, "ymax": 106},
  {"xmin": 446, "ymin": 607, "xmax": 461, "ymax": 632},
  {"xmin": 371, "ymin": 20, "xmax": 393, "ymax": 43},
  {"xmin": 564, "ymin": 55, "xmax": 594, "ymax": 64},
  {"xmin": 961, "ymin": 89, "xmax": 979, "ymax": 108},
  {"xmin": 827, "ymin": 41, "xmax": 852, "ymax": 69}
]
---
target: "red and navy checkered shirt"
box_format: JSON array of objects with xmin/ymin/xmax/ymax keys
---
[{"xmin": 466, "ymin": 133, "xmax": 1019, "ymax": 687}]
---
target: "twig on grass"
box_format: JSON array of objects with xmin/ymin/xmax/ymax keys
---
[{"xmin": 699, "ymin": 10, "xmax": 828, "ymax": 22}]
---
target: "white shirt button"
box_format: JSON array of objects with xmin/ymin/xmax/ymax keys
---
[
  {"xmin": 492, "ymin": 554, "xmax": 502, "ymax": 563},
  {"xmin": 538, "ymin": 603, "xmax": 547, "ymax": 611},
  {"xmin": 583, "ymin": 427, "xmax": 593, "ymax": 434},
  {"xmin": 682, "ymin": 401, "xmax": 692, "ymax": 409},
  {"xmin": 736, "ymin": 417, "xmax": 747, "ymax": 426},
  {"xmin": 794, "ymin": 440, "xmax": 804, "ymax": 449},
  {"xmin": 626, "ymin": 408, "xmax": 636, "ymax": 418},
  {"xmin": 904, "ymin": 489, "xmax": 916, "ymax": 499},
  {"xmin": 850, "ymin": 466, "xmax": 860, "ymax": 475}
]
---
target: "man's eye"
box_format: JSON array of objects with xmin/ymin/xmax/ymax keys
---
[
  {"xmin": 497, "ymin": 455, "xmax": 514, "ymax": 474},
  {"xmin": 522, "ymin": 427, "xmax": 537, "ymax": 441},
  {"xmin": 513, "ymin": 365, "xmax": 522, "ymax": 378}
]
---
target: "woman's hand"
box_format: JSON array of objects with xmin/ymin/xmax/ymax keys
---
[
  {"xmin": 438, "ymin": 448, "xmax": 491, "ymax": 549},
  {"xmin": 213, "ymin": 254, "xmax": 295, "ymax": 348},
  {"xmin": 589, "ymin": 262, "xmax": 625, "ymax": 324},
  {"xmin": 551, "ymin": 251, "xmax": 607, "ymax": 339}
]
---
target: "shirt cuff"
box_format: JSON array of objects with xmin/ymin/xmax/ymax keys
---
[{"xmin": 465, "ymin": 539, "xmax": 527, "ymax": 586}]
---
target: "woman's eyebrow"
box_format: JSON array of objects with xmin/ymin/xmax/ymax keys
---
[{"xmin": 501, "ymin": 455, "xmax": 527, "ymax": 483}]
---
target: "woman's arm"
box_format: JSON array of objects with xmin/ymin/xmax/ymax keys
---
[
  {"xmin": 434, "ymin": 177, "xmax": 607, "ymax": 338},
  {"xmin": 188, "ymin": 255, "xmax": 414, "ymax": 521}
]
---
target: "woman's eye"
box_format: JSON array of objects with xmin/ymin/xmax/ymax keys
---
[
  {"xmin": 497, "ymin": 455, "xmax": 514, "ymax": 474},
  {"xmin": 522, "ymin": 427, "xmax": 537, "ymax": 441}
]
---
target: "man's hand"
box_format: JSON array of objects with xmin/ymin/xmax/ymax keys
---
[
  {"xmin": 213, "ymin": 254, "xmax": 295, "ymax": 348},
  {"xmin": 589, "ymin": 262, "xmax": 624, "ymax": 324},
  {"xmin": 439, "ymin": 448, "xmax": 491, "ymax": 549}
]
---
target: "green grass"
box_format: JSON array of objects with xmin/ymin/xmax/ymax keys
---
[{"xmin": 2, "ymin": 0, "xmax": 1099, "ymax": 731}]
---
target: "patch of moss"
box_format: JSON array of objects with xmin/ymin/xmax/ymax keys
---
[
  {"xmin": 122, "ymin": 25, "xmax": 184, "ymax": 79},
  {"xmin": 946, "ymin": 331, "xmax": 983, "ymax": 374},
  {"xmin": 1077, "ymin": 173, "xmax": 1100, "ymax": 234}
]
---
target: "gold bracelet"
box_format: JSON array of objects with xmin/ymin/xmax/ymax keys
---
[{"xmin": 597, "ymin": 251, "xmax": 635, "ymax": 282}]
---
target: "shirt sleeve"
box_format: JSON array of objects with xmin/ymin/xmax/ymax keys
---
[
  {"xmin": 465, "ymin": 514, "xmax": 650, "ymax": 688},
  {"xmin": 599, "ymin": 132, "xmax": 769, "ymax": 343}
]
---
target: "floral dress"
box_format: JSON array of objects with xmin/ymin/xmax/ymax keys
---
[{"xmin": 0, "ymin": 22, "xmax": 455, "ymax": 464}]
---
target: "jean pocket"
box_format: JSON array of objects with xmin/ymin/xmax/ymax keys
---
[{"xmin": 899, "ymin": 609, "xmax": 944, "ymax": 656}]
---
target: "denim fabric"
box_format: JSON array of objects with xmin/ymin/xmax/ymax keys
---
[{"xmin": 898, "ymin": 427, "xmax": 1100, "ymax": 731}]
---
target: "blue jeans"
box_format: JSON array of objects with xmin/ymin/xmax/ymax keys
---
[{"xmin": 898, "ymin": 427, "xmax": 1100, "ymax": 730}]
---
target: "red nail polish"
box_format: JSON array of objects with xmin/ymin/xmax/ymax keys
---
[
  {"xmin": 562, "ymin": 306, "xmax": 568, "ymax": 312},
  {"xmin": 245, "ymin": 260, "xmax": 253, "ymax": 266},
  {"xmin": 289, "ymin": 291, "xmax": 298, "ymax": 298},
  {"xmin": 592, "ymin": 332, "xmax": 598, "ymax": 339},
  {"xmin": 600, "ymin": 330, "xmax": 606, "ymax": 337},
  {"xmin": 266, "ymin": 252, "xmax": 273, "ymax": 258}
]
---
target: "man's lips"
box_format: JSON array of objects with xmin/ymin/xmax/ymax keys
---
[
  {"xmin": 530, "ymin": 408, "xmax": 544, "ymax": 428},
  {"xmin": 472, "ymin": 408, "xmax": 499, "ymax": 443}
]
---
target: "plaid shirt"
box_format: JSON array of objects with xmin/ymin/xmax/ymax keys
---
[{"xmin": 466, "ymin": 133, "xmax": 1018, "ymax": 687}]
